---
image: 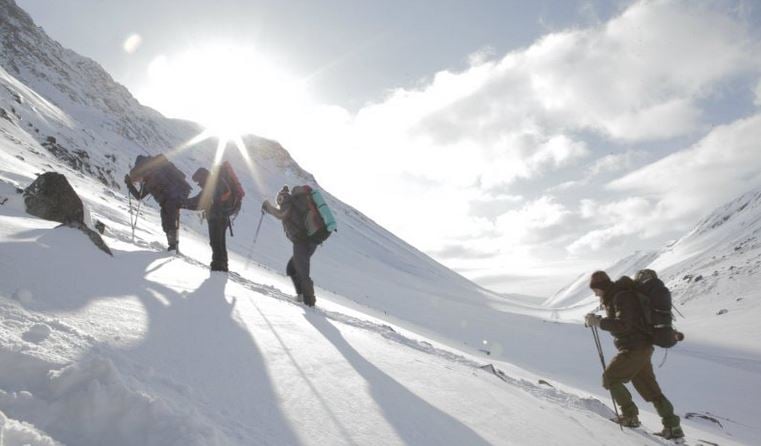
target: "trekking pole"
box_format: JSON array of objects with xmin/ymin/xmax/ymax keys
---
[
  {"xmin": 244, "ymin": 210, "xmax": 266, "ymax": 270},
  {"xmin": 129, "ymin": 183, "xmax": 144, "ymax": 242},
  {"xmin": 672, "ymin": 303, "xmax": 686, "ymax": 319},
  {"xmin": 590, "ymin": 324, "xmax": 623, "ymax": 431}
]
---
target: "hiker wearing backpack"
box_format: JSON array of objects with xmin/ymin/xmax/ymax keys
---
[
  {"xmin": 124, "ymin": 154, "xmax": 191, "ymax": 251},
  {"xmin": 182, "ymin": 162, "xmax": 244, "ymax": 272},
  {"xmin": 262, "ymin": 185, "xmax": 335, "ymax": 307},
  {"xmin": 634, "ymin": 269, "xmax": 685, "ymax": 348},
  {"xmin": 585, "ymin": 271, "xmax": 684, "ymax": 440}
]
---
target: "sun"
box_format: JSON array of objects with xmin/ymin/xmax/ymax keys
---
[{"xmin": 138, "ymin": 43, "xmax": 309, "ymax": 142}]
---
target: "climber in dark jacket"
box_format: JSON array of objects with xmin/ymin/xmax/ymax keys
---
[
  {"xmin": 262, "ymin": 186, "xmax": 318, "ymax": 307},
  {"xmin": 585, "ymin": 271, "xmax": 684, "ymax": 440},
  {"xmin": 182, "ymin": 167, "xmax": 232, "ymax": 272},
  {"xmin": 125, "ymin": 154, "xmax": 190, "ymax": 251}
]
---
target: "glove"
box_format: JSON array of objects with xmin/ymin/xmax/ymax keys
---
[
  {"xmin": 261, "ymin": 200, "xmax": 271, "ymax": 214},
  {"xmin": 584, "ymin": 313, "xmax": 602, "ymax": 328},
  {"xmin": 124, "ymin": 174, "xmax": 132, "ymax": 184}
]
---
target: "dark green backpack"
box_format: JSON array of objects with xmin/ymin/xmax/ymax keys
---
[{"xmin": 634, "ymin": 272, "xmax": 684, "ymax": 348}]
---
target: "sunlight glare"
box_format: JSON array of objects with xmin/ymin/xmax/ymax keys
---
[{"xmin": 139, "ymin": 44, "xmax": 309, "ymax": 141}]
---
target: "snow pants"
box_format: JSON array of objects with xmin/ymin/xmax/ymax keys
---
[
  {"xmin": 286, "ymin": 241, "xmax": 318, "ymax": 305},
  {"xmin": 208, "ymin": 216, "xmax": 228, "ymax": 271},
  {"xmin": 160, "ymin": 199, "xmax": 181, "ymax": 248},
  {"xmin": 602, "ymin": 346, "xmax": 680, "ymax": 427}
]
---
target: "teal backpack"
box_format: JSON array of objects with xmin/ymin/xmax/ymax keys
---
[{"xmin": 292, "ymin": 185, "xmax": 337, "ymax": 243}]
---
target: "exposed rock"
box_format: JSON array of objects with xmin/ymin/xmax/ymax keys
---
[
  {"xmin": 23, "ymin": 172, "xmax": 112, "ymax": 256},
  {"xmin": 717, "ymin": 309, "xmax": 728, "ymax": 316},
  {"xmin": 23, "ymin": 172, "xmax": 84, "ymax": 224}
]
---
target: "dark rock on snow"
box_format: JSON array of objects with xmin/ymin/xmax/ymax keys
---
[
  {"xmin": 24, "ymin": 172, "xmax": 84, "ymax": 224},
  {"xmin": 23, "ymin": 172, "xmax": 112, "ymax": 255}
]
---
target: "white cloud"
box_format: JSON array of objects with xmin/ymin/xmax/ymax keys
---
[
  {"xmin": 610, "ymin": 113, "xmax": 761, "ymax": 222},
  {"xmin": 587, "ymin": 150, "xmax": 643, "ymax": 176},
  {"xmin": 568, "ymin": 197, "xmax": 654, "ymax": 254},
  {"xmin": 496, "ymin": 196, "xmax": 571, "ymax": 240}
]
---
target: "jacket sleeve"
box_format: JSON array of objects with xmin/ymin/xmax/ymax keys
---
[
  {"xmin": 126, "ymin": 181, "xmax": 149, "ymax": 200},
  {"xmin": 183, "ymin": 192, "xmax": 202, "ymax": 210},
  {"xmin": 264, "ymin": 200, "xmax": 289, "ymax": 220},
  {"xmin": 599, "ymin": 291, "xmax": 636, "ymax": 333}
]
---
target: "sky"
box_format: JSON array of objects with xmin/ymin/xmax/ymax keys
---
[{"xmin": 16, "ymin": 0, "xmax": 761, "ymax": 297}]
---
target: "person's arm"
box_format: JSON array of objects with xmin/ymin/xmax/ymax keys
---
[
  {"xmin": 183, "ymin": 192, "xmax": 202, "ymax": 211},
  {"xmin": 262, "ymin": 200, "xmax": 289, "ymax": 220},
  {"xmin": 599, "ymin": 292, "xmax": 635, "ymax": 332},
  {"xmin": 124, "ymin": 175, "xmax": 148, "ymax": 199}
]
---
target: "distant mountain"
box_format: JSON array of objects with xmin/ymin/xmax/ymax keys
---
[{"xmin": 545, "ymin": 184, "xmax": 761, "ymax": 347}]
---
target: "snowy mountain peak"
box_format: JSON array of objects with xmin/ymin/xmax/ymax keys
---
[{"xmin": 687, "ymin": 185, "xmax": 761, "ymax": 239}]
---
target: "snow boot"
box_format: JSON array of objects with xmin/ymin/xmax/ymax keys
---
[
  {"xmin": 611, "ymin": 414, "xmax": 641, "ymax": 428},
  {"xmin": 302, "ymin": 281, "xmax": 316, "ymax": 307},
  {"xmin": 654, "ymin": 426, "xmax": 684, "ymax": 440},
  {"xmin": 166, "ymin": 230, "xmax": 178, "ymax": 251},
  {"xmin": 295, "ymin": 294, "xmax": 304, "ymax": 303}
]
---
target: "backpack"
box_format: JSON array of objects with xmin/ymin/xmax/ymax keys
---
[
  {"xmin": 131, "ymin": 154, "xmax": 191, "ymax": 200},
  {"xmin": 217, "ymin": 161, "xmax": 245, "ymax": 217},
  {"xmin": 634, "ymin": 275, "xmax": 684, "ymax": 348},
  {"xmin": 291, "ymin": 185, "xmax": 337, "ymax": 244}
]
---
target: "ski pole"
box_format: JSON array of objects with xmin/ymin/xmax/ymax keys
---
[
  {"xmin": 244, "ymin": 210, "xmax": 266, "ymax": 270},
  {"xmin": 590, "ymin": 324, "xmax": 623, "ymax": 431},
  {"xmin": 129, "ymin": 183, "xmax": 144, "ymax": 242},
  {"xmin": 672, "ymin": 303, "xmax": 686, "ymax": 319}
]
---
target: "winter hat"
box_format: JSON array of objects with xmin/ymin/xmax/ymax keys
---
[
  {"xmin": 192, "ymin": 167, "xmax": 209, "ymax": 183},
  {"xmin": 276, "ymin": 185, "xmax": 290, "ymax": 204},
  {"xmin": 589, "ymin": 271, "xmax": 612, "ymax": 290},
  {"xmin": 635, "ymin": 269, "xmax": 658, "ymax": 284}
]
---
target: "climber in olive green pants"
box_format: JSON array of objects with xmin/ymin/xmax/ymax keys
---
[{"xmin": 586, "ymin": 271, "xmax": 684, "ymax": 440}]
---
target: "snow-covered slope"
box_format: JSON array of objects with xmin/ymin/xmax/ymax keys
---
[{"xmin": 4, "ymin": 182, "xmax": 740, "ymax": 446}]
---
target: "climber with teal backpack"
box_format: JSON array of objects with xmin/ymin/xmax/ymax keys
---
[{"xmin": 262, "ymin": 184, "xmax": 336, "ymax": 307}]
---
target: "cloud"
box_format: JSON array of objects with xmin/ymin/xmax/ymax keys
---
[
  {"xmin": 610, "ymin": 113, "xmax": 761, "ymax": 221},
  {"xmin": 568, "ymin": 196, "xmax": 654, "ymax": 254},
  {"xmin": 495, "ymin": 196, "xmax": 572, "ymax": 242},
  {"xmin": 586, "ymin": 150, "xmax": 644, "ymax": 177}
]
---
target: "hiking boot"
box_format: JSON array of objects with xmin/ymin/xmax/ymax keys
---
[
  {"xmin": 304, "ymin": 295, "xmax": 316, "ymax": 307},
  {"xmin": 654, "ymin": 426, "xmax": 684, "ymax": 440},
  {"xmin": 611, "ymin": 414, "xmax": 641, "ymax": 428}
]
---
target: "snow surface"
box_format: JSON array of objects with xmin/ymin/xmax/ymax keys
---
[{"xmin": 1, "ymin": 0, "xmax": 759, "ymax": 444}]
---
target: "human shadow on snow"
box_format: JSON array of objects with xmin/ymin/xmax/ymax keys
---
[
  {"xmin": 304, "ymin": 311, "xmax": 493, "ymax": 446},
  {"xmin": 123, "ymin": 271, "xmax": 302, "ymax": 446}
]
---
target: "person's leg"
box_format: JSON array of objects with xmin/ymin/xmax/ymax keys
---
[
  {"xmin": 286, "ymin": 256, "xmax": 301, "ymax": 296},
  {"xmin": 293, "ymin": 242, "xmax": 317, "ymax": 306},
  {"xmin": 603, "ymin": 349, "xmax": 649, "ymax": 423},
  {"xmin": 161, "ymin": 201, "xmax": 180, "ymax": 250},
  {"xmin": 208, "ymin": 217, "xmax": 227, "ymax": 271}
]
